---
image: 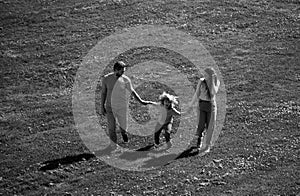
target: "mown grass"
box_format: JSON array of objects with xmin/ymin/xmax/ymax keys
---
[{"xmin": 1, "ymin": 0, "xmax": 299, "ymax": 195}]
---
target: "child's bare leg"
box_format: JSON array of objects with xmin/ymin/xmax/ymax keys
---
[
  {"xmin": 154, "ymin": 123, "xmax": 163, "ymax": 145},
  {"xmin": 164, "ymin": 131, "xmax": 171, "ymax": 143},
  {"xmin": 165, "ymin": 123, "xmax": 172, "ymax": 143}
]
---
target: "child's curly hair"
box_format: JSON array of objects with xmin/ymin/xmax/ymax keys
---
[{"xmin": 159, "ymin": 92, "xmax": 178, "ymax": 107}]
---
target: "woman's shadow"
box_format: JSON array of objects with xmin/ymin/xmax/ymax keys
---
[
  {"xmin": 136, "ymin": 144, "xmax": 199, "ymax": 160},
  {"xmin": 175, "ymin": 146, "xmax": 199, "ymax": 160}
]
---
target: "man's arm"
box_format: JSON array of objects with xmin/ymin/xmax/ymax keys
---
[
  {"xmin": 126, "ymin": 77, "xmax": 150, "ymax": 105},
  {"xmin": 101, "ymin": 77, "xmax": 107, "ymax": 115},
  {"xmin": 131, "ymin": 89, "xmax": 149, "ymax": 105}
]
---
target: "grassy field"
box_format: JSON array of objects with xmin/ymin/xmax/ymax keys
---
[{"xmin": 1, "ymin": 0, "xmax": 299, "ymax": 195}]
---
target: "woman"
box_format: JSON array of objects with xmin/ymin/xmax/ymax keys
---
[{"xmin": 187, "ymin": 67, "xmax": 220, "ymax": 152}]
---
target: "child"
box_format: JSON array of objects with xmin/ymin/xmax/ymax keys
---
[
  {"xmin": 187, "ymin": 67, "xmax": 220, "ymax": 152},
  {"xmin": 149, "ymin": 92, "xmax": 181, "ymax": 148}
]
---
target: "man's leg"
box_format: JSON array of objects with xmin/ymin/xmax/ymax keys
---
[
  {"xmin": 119, "ymin": 127, "xmax": 128, "ymax": 143},
  {"xmin": 154, "ymin": 123, "xmax": 163, "ymax": 146},
  {"xmin": 115, "ymin": 108, "xmax": 128, "ymax": 143},
  {"xmin": 106, "ymin": 109, "xmax": 117, "ymax": 144},
  {"xmin": 164, "ymin": 124, "xmax": 172, "ymax": 148}
]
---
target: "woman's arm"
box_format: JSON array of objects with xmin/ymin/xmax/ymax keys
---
[{"xmin": 209, "ymin": 74, "xmax": 220, "ymax": 96}]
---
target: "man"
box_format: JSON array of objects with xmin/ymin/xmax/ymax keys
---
[{"xmin": 101, "ymin": 61, "xmax": 150, "ymax": 146}]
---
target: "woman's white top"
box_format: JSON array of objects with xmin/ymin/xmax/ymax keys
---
[
  {"xmin": 199, "ymin": 78, "xmax": 211, "ymax": 101},
  {"xmin": 189, "ymin": 75, "xmax": 220, "ymax": 107}
]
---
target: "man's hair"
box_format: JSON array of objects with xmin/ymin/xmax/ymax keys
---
[{"xmin": 113, "ymin": 61, "xmax": 126, "ymax": 71}]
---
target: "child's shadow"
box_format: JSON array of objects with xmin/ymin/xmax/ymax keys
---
[
  {"xmin": 93, "ymin": 144, "xmax": 167, "ymax": 163},
  {"xmin": 119, "ymin": 144, "xmax": 165, "ymax": 161},
  {"xmin": 135, "ymin": 144, "xmax": 154, "ymax": 151}
]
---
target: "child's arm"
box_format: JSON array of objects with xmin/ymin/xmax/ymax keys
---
[
  {"xmin": 172, "ymin": 107, "xmax": 181, "ymax": 115},
  {"xmin": 172, "ymin": 106, "xmax": 192, "ymax": 116},
  {"xmin": 147, "ymin": 101, "xmax": 159, "ymax": 105}
]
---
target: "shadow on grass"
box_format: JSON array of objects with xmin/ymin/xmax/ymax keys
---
[
  {"xmin": 39, "ymin": 153, "xmax": 96, "ymax": 171},
  {"xmin": 161, "ymin": 147, "xmax": 199, "ymax": 166},
  {"xmin": 136, "ymin": 144, "xmax": 200, "ymax": 160},
  {"xmin": 135, "ymin": 143, "xmax": 154, "ymax": 151},
  {"xmin": 175, "ymin": 146, "xmax": 199, "ymax": 160},
  {"xmin": 39, "ymin": 146, "xmax": 199, "ymax": 171},
  {"xmin": 135, "ymin": 144, "xmax": 200, "ymax": 167},
  {"xmin": 142, "ymin": 153, "xmax": 178, "ymax": 168}
]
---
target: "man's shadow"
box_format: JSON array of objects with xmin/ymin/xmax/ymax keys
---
[{"xmin": 39, "ymin": 153, "xmax": 96, "ymax": 171}]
